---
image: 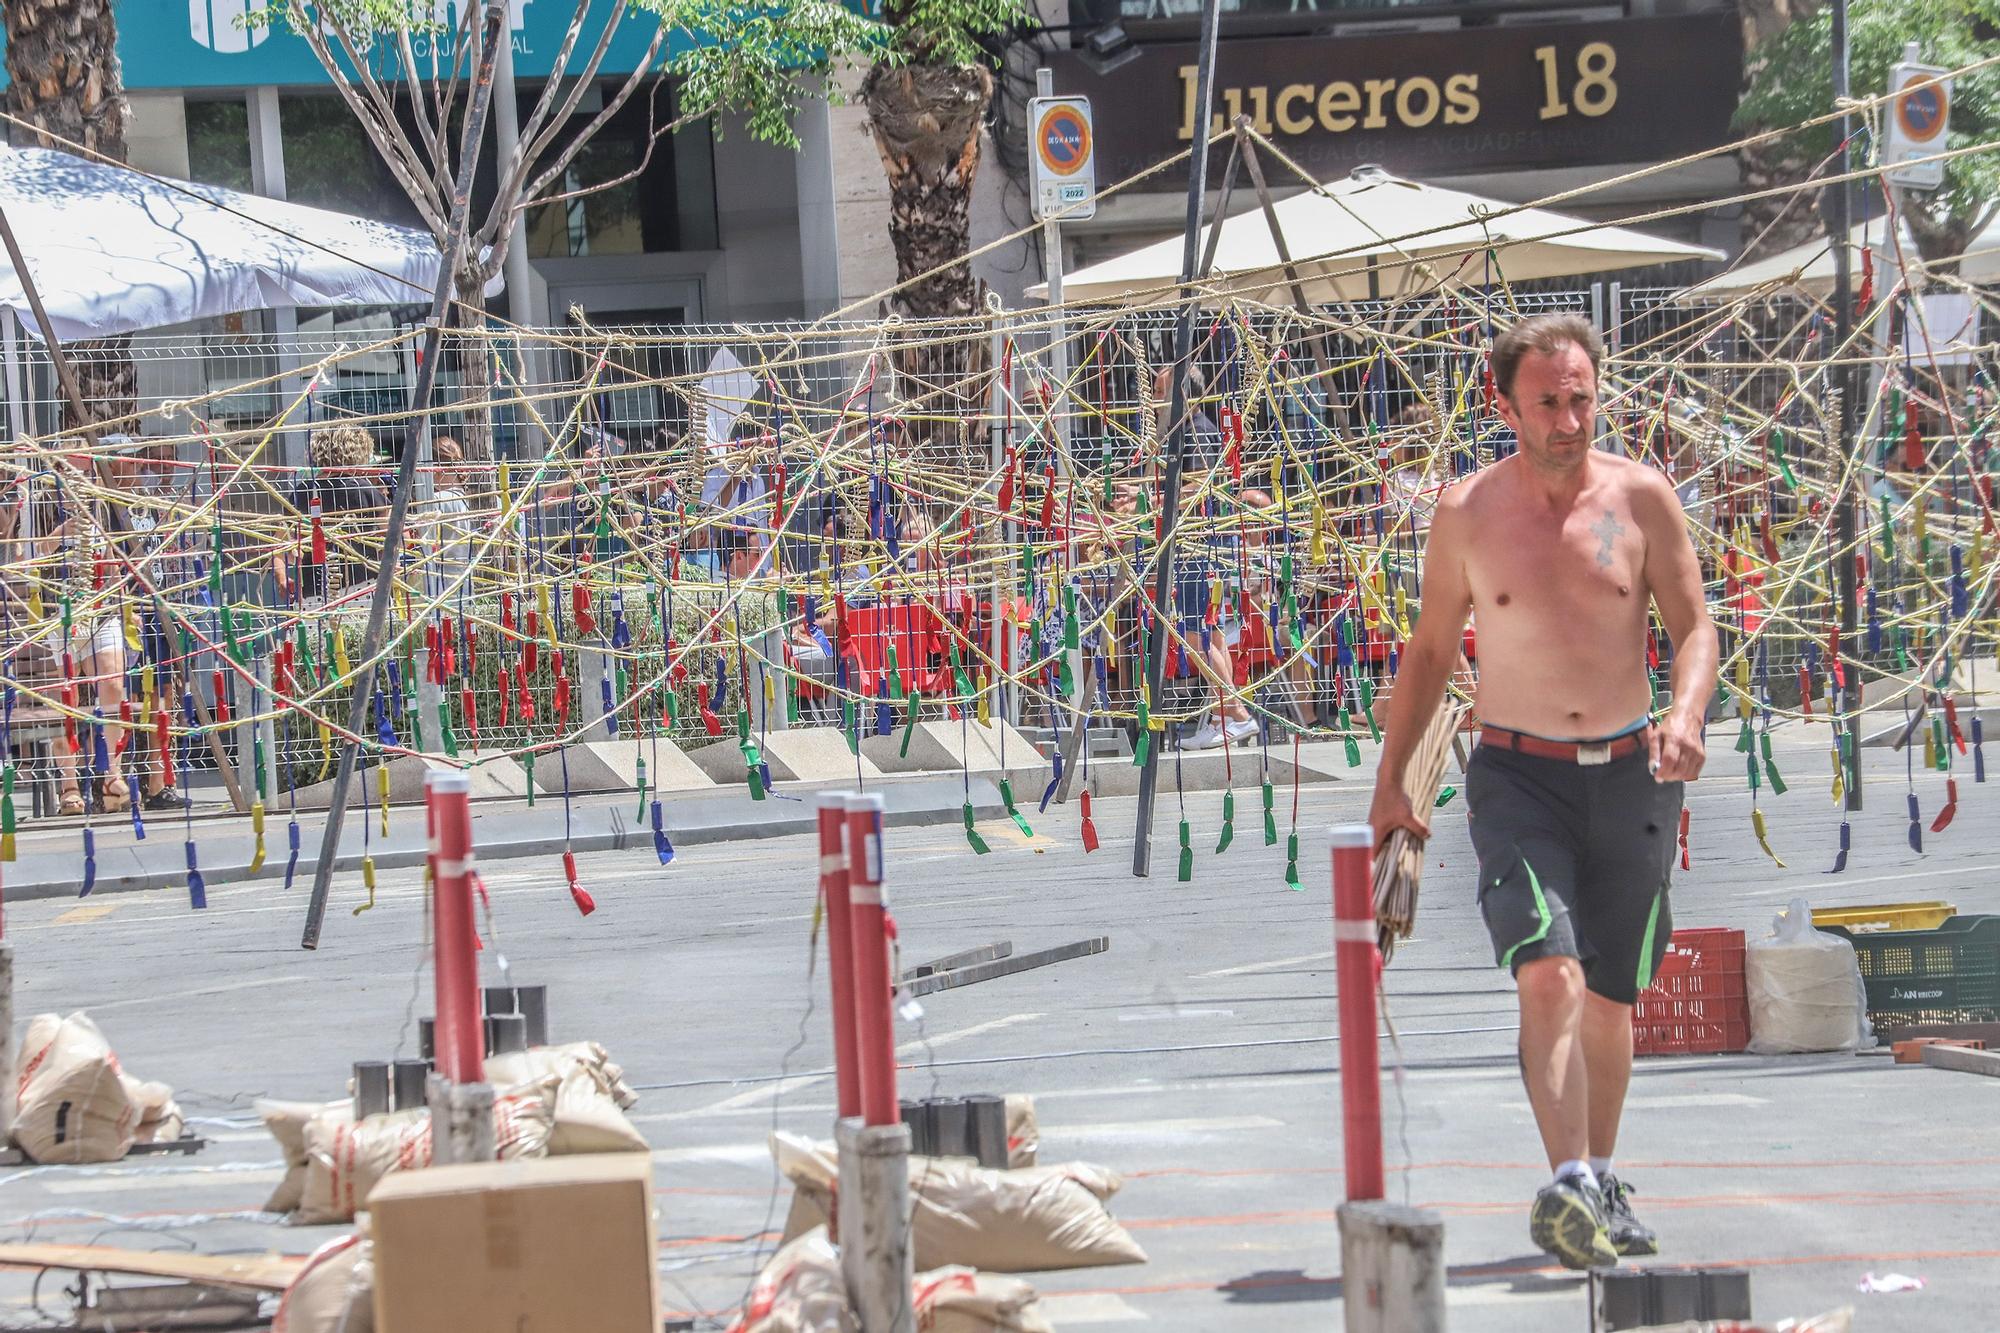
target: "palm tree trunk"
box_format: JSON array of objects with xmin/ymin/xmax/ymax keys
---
[
  {"xmin": 862, "ymin": 62, "xmax": 994, "ymax": 465},
  {"xmin": 5, "ymin": 0, "xmax": 136, "ymax": 437}
]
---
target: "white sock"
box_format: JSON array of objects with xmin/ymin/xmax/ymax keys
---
[
  {"xmin": 1554, "ymin": 1159, "xmax": 1599, "ymax": 1191},
  {"xmin": 1589, "ymin": 1156, "xmax": 1613, "ymax": 1180}
]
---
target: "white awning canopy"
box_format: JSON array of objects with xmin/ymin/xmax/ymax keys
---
[
  {"xmin": 0, "ymin": 146, "xmax": 482, "ymax": 341},
  {"xmin": 1029, "ymin": 166, "xmax": 1723, "ymax": 306},
  {"xmin": 1681, "ymin": 216, "xmax": 2000, "ymax": 300}
]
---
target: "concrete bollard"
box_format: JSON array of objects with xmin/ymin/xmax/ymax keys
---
[
  {"xmin": 1338, "ymin": 1199, "xmax": 1446, "ymax": 1333},
  {"xmin": 835, "ymin": 1117, "xmax": 915, "ymax": 1333},
  {"xmin": 428, "ymin": 1075, "xmax": 497, "ymax": 1166}
]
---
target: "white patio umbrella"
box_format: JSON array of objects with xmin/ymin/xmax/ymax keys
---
[
  {"xmin": 0, "ymin": 146, "xmax": 485, "ymax": 341},
  {"xmin": 1682, "ymin": 215, "xmax": 2000, "ymax": 300},
  {"xmin": 1028, "ymin": 165, "xmax": 1722, "ymax": 306}
]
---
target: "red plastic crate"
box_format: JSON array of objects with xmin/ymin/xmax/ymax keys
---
[{"xmin": 1632, "ymin": 928, "xmax": 1749, "ymax": 1056}]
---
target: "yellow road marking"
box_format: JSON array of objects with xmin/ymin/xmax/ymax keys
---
[{"xmin": 53, "ymin": 904, "xmax": 117, "ymax": 926}]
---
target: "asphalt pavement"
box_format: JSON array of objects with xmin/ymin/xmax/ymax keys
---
[{"xmin": 0, "ymin": 739, "xmax": 1993, "ymax": 1331}]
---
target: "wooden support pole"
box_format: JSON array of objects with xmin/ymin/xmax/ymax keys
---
[{"xmin": 1337, "ymin": 1200, "xmax": 1445, "ymax": 1333}]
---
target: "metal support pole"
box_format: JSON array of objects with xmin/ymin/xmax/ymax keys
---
[
  {"xmin": 303, "ymin": 0, "xmax": 511, "ymax": 949},
  {"xmin": 1829, "ymin": 0, "xmax": 1863, "ymax": 813},
  {"xmin": 1331, "ymin": 824, "xmax": 1383, "ymax": 1201},
  {"xmin": 817, "ymin": 793, "xmax": 863, "ymax": 1122},
  {"xmin": 1131, "ymin": 0, "xmax": 1225, "ymax": 876},
  {"xmin": 843, "ymin": 792, "xmax": 897, "ymax": 1125}
]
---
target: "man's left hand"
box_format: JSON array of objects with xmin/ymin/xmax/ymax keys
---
[{"xmin": 1649, "ymin": 709, "xmax": 1706, "ymax": 783}]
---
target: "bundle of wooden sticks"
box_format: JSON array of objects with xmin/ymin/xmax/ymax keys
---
[{"xmin": 1372, "ymin": 696, "xmax": 1469, "ymax": 960}]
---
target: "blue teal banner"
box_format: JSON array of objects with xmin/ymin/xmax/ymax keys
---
[{"xmin": 10, "ymin": 2, "xmax": 679, "ymax": 91}]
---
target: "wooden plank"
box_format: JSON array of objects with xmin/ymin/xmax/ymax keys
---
[
  {"xmin": 0, "ymin": 1244, "xmax": 305, "ymax": 1293},
  {"xmin": 904, "ymin": 938, "xmax": 1109, "ymax": 997},
  {"xmin": 900, "ymin": 941, "xmax": 1011, "ymax": 982},
  {"xmin": 1921, "ymin": 1044, "xmax": 2000, "ymax": 1078}
]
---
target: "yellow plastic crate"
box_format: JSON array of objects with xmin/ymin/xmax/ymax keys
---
[{"xmin": 1811, "ymin": 901, "xmax": 1957, "ymax": 934}]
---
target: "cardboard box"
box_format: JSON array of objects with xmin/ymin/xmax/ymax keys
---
[{"xmin": 370, "ymin": 1154, "xmax": 658, "ymax": 1332}]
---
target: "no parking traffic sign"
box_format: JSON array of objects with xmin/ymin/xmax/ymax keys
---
[
  {"xmin": 1030, "ymin": 96, "xmax": 1097, "ymax": 221},
  {"xmin": 1884, "ymin": 56, "xmax": 1949, "ymax": 192}
]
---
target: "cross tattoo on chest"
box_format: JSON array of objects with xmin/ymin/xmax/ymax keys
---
[{"xmin": 1590, "ymin": 510, "xmax": 1624, "ymax": 568}]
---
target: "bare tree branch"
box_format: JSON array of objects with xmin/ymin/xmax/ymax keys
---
[
  {"xmin": 393, "ymin": 22, "xmax": 441, "ymax": 173},
  {"xmin": 287, "ymin": 0, "xmax": 446, "ymax": 233},
  {"xmin": 514, "ymin": 3, "xmax": 629, "ymax": 182},
  {"xmin": 518, "ymin": 80, "xmax": 682, "ymax": 215},
  {"xmin": 325, "ymin": 9, "xmax": 438, "ymax": 199},
  {"xmin": 513, "ymin": 0, "xmax": 595, "ymax": 162},
  {"xmin": 519, "ymin": 27, "xmax": 668, "ymax": 210}
]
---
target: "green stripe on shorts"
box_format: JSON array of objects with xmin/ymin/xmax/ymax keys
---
[
  {"xmin": 1634, "ymin": 891, "xmax": 1665, "ymax": 992},
  {"xmin": 1499, "ymin": 858, "xmax": 1554, "ymax": 970}
]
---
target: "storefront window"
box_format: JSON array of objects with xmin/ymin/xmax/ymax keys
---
[
  {"xmin": 185, "ymin": 98, "xmax": 253, "ymax": 193},
  {"xmin": 523, "ymin": 86, "xmax": 716, "ymax": 258}
]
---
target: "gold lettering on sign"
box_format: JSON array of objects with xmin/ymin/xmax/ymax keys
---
[
  {"xmin": 1361, "ymin": 78, "xmax": 1396, "ymax": 130},
  {"xmin": 1395, "ymin": 76, "xmax": 1440, "ymax": 128},
  {"xmin": 1275, "ymin": 82, "xmax": 1315, "ymax": 135},
  {"xmin": 1318, "ymin": 80, "xmax": 1360, "ymax": 133},
  {"xmin": 1444, "ymin": 73, "xmax": 1480, "ymax": 124},
  {"xmin": 1166, "ymin": 47, "xmax": 1597, "ymax": 142}
]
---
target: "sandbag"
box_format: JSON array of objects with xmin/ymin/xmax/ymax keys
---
[
  {"xmin": 272, "ymin": 1234, "xmax": 374, "ymax": 1333},
  {"xmin": 773, "ymin": 1133, "xmax": 1147, "ymax": 1273},
  {"xmin": 914, "ymin": 1267, "xmax": 1053, "ymax": 1333},
  {"xmin": 1004, "ymin": 1095, "xmax": 1037, "ymax": 1169},
  {"xmin": 122, "ymin": 1075, "xmax": 185, "ymax": 1146},
  {"xmin": 293, "ymin": 1077, "xmax": 556, "ymax": 1224},
  {"xmin": 1747, "ymin": 899, "xmax": 1874, "ymax": 1055},
  {"xmin": 13, "ymin": 1013, "xmax": 138, "ymax": 1164},
  {"xmin": 483, "ymin": 1045, "xmax": 648, "ymax": 1154},
  {"xmin": 259, "ymin": 1099, "xmax": 353, "ymax": 1215},
  {"xmin": 728, "ymin": 1227, "xmax": 853, "ymax": 1333}
]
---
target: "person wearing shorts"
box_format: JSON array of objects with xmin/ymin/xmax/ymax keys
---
[{"xmin": 1368, "ymin": 314, "xmax": 1718, "ymax": 1270}]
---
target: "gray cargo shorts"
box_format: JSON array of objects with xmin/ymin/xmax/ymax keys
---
[{"xmin": 1465, "ymin": 737, "xmax": 1684, "ymax": 1005}]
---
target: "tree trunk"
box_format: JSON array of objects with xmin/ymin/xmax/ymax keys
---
[
  {"xmin": 1735, "ymin": 0, "xmax": 1826, "ymax": 264},
  {"xmin": 4, "ymin": 0, "xmax": 136, "ymax": 438},
  {"xmin": 862, "ymin": 62, "xmax": 994, "ymax": 466}
]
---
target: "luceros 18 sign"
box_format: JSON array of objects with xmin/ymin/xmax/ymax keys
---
[
  {"xmin": 1030, "ymin": 96, "xmax": 1098, "ymax": 221},
  {"xmin": 1048, "ymin": 13, "xmax": 1741, "ymax": 191}
]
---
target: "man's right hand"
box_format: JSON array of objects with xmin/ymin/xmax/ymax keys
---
[{"xmin": 1368, "ymin": 781, "xmax": 1431, "ymax": 853}]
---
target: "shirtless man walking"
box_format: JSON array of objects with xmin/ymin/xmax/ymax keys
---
[{"xmin": 1367, "ymin": 314, "xmax": 1718, "ymax": 1269}]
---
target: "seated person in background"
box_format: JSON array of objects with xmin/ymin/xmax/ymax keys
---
[
  {"xmin": 421, "ymin": 435, "xmax": 475, "ymax": 587},
  {"xmin": 273, "ymin": 425, "xmax": 388, "ymax": 602}
]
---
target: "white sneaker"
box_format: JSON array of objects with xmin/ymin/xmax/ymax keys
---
[
  {"xmin": 1188, "ymin": 719, "xmax": 1227, "ymax": 749},
  {"xmin": 1224, "ymin": 716, "xmax": 1261, "ymax": 745}
]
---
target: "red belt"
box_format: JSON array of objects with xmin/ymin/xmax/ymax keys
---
[{"xmin": 1478, "ymin": 724, "xmax": 1650, "ymax": 766}]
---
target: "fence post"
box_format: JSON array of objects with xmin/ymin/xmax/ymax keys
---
[
  {"xmin": 837, "ymin": 790, "xmax": 913, "ymax": 1333},
  {"xmin": 426, "ymin": 769, "xmax": 494, "ymax": 1164},
  {"xmin": 818, "ymin": 792, "xmax": 862, "ymax": 1121}
]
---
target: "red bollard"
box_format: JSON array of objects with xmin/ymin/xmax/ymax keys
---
[
  {"xmin": 427, "ymin": 771, "xmax": 483, "ymax": 1084},
  {"xmin": 818, "ymin": 793, "xmax": 863, "ymax": 1121},
  {"xmin": 1331, "ymin": 824, "xmax": 1384, "ymax": 1202},
  {"xmin": 843, "ymin": 792, "xmax": 897, "ymax": 1127}
]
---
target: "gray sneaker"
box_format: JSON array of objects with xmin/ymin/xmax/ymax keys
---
[
  {"xmin": 1529, "ymin": 1171, "xmax": 1618, "ymax": 1270},
  {"xmin": 1599, "ymin": 1172, "xmax": 1659, "ymax": 1256}
]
